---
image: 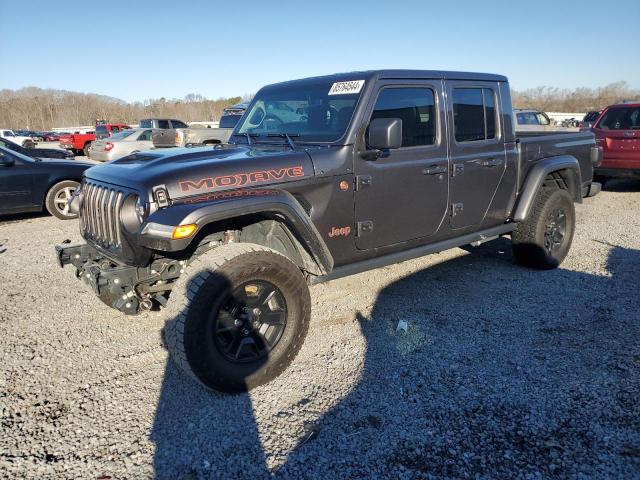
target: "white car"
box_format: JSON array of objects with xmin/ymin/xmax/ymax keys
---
[
  {"xmin": 89, "ymin": 128, "xmax": 156, "ymax": 162},
  {"xmin": 0, "ymin": 129, "xmax": 36, "ymax": 148}
]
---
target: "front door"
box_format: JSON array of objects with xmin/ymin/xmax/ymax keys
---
[
  {"xmin": 445, "ymin": 81, "xmax": 507, "ymax": 229},
  {"xmin": 0, "ymin": 150, "xmax": 34, "ymax": 213},
  {"xmin": 355, "ymin": 81, "xmax": 449, "ymax": 250}
]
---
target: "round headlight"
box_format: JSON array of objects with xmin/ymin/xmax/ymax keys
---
[{"xmin": 135, "ymin": 197, "xmax": 147, "ymax": 223}]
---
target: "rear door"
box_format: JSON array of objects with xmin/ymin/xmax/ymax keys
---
[
  {"xmin": 354, "ymin": 80, "xmax": 449, "ymax": 249},
  {"xmin": 445, "ymin": 81, "xmax": 506, "ymax": 229}
]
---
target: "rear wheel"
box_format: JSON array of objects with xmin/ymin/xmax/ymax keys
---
[
  {"xmin": 45, "ymin": 180, "xmax": 79, "ymax": 220},
  {"xmin": 512, "ymin": 187, "xmax": 575, "ymax": 269},
  {"xmin": 83, "ymin": 142, "xmax": 92, "ymax": 157},
  {"xmin": 23, "ymin": 140, "xmax": 35, "ymax": 148},
  {"xmin": 163, "ymin": 243, "xmax": 311, "ymax": 393}
]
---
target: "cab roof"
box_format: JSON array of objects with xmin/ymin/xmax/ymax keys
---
[{"xmin": 265, "ymin": 69, "xmax": 508, "ymax": 88}]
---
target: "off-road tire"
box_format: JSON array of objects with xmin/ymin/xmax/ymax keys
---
[
  {"xmin": 45, "ymin": 180, "xmax": 79, "ymax": 220},
  {"xmin": 512, "ymin": 187, "xmax": 575, "ymax": 270},
  {"xmin": 163, "ymin": 243, "xmax": 311, "ymax": 393}
]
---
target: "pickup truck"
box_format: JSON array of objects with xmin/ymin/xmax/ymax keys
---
[
  {"xmin": 59, "ymin": 124, "xmax": 130, "ymax": 156},
  {"xmin": 0, "ymin": 129, "xmax": 36, "ymax": 148},
  {"xmin": 56, "ymin": 70, "xmax": 602, "ymax": 393},
  {"xmin": 143, "ymin": 117, "xmax": 233, "ymax": 148}
]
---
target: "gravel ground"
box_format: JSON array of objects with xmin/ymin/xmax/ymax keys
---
[{"xmin": 1, "ymin": 181, "xmax": 639, "ymax": 479}]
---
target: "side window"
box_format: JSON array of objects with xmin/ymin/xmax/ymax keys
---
[
  {"xmin": 370, "ymin": 87, "xmax": 436, "ymax": 147},
  {"xmin": 158, "ymin": 120, "xmax": 170, "ymax": 129},
  {"xmin": 110, "ymin": 126, "xmax": 120, "ymax": 133},
  {"xmin": 138, "ymin": 130, "xmax": 153, "ymax": 141},
  {"xmin": 453, "ymin": 87, "xmax": 497, "ymax": 142},
  {"xmin": 171, "ymin": 120, "xmax": 188, "ymax": 129}
]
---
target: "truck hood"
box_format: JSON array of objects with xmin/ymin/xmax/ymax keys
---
[{"xmin": 83, "ymin": 144, "xmax": 315, "ymax": 201}]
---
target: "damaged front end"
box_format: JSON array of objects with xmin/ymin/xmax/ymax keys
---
[{"xmin": 56, "ymin": 243, "xmax": 182, "ymax": 315}]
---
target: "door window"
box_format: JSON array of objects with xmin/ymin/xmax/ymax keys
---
[
  {"xmin": 453, "ymin": 88, "xmax": 497, "ymax": 141},
  {"xmin": 158, "ymin": 120, "xmax": 170, "ymax": 129},
  {"xmin": 138, "ymin": 130, "xmax": 153, "ymax": 141},
  {"xmin": 370, "ymin": 88, "xmax": 436, "ymax": 147},
  {"xmin": 171, "ymin": 120, "xmax": 188, "ymax": 129}
]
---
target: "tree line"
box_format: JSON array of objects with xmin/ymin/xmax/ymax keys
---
[
  {"xmin": 0, "ymin": 87, "xmax": 244, "ymax": 131},
  {"xmin": 511, "ymin": 81, "xmax": 639, "ymax": 113},
  {"xmin": 0, "ymin": 81, "xmax": 638, "ymax": 131}
]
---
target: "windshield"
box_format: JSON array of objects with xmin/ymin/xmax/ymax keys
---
[
  {"xmin": 236, "ymin": 79, "xmax": 363, "ymax": 143},
  {"xmin": 109, "ymin": 130, "xmax": 137, "ymax": 140},
  {"xmin": 596, "ymin": 106, "xmax": 640, "ymax": 130}
]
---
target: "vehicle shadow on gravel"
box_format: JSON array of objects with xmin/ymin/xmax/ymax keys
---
[{"xmin": 151, "ymin": 242, "xmax": 640, "ymax": 479}]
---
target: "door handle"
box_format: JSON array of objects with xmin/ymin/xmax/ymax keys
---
[
  {"xmin": 423, "ymin": 165, "xmax": 447, "ymax": 175},
  {"xmin": 482, "ymin": 158, "xmax": 504, "ymax": 167}
]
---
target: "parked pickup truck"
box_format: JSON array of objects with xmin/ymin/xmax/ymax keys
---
[
  {"xmin": 59, "ymin": 124, "xmax": 130, "ymax": 156},
  {"xmin": 144, "ymin": 117, "xmax": 233, "ymax": 148},
  {"xmin": 152, "ymin": 125, "xmax": 234, "ymax": 149},
  {"xmin": 56, "ymin": 70, "xmax": 602, "ymax": 393}
]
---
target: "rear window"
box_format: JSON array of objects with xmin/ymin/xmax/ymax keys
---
[
  {"xmin": 110, "ymin": 130, "xmax": 136, "ymax": 140},
  {"xmin": 584, "ymin": 111, "xmax": 600, "ymax": 122},
  {"xmin": 219, "ymin": 115, "xmax": 242, "ymax": 128},
  {"xmin": 95, "ymin": 125, "xmax": 108, "ymax": 139},
  {"xmin": 453, "ymin": 88, "xmax": 497, "ymax": 142},
  {"xmin": 596, "ymin": 107, "xmax": 640, "ymax": 130}
]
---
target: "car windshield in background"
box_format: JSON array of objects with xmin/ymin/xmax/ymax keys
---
[
  {"xmin": 236, "ymin": 79, "xmax": 363, "ymax": 142},
  {"xmin": 596, "ymin": 107, "xmax": 640, "ymax": 130},
  {"xmin": 110, "ymin": 130, "xmax": 137, "ymax": 140}
]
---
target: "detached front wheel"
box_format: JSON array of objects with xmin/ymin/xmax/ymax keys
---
[
  {"xmin": 512, "ymin": 187, "xmax": 576, "ymax": 269},
  {"xmin": 163, "ymin": 243, "xmax": 311, "ymax": 393}
]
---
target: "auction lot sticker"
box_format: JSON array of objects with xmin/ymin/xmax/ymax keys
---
[{"xmin": 328, "ymin": 80, "xmax": 365, "ymax": 95}]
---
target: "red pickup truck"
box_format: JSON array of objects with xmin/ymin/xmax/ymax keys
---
[{"xmin": 59, "ymin": 124, "xmax": 130, "ymax": 156}]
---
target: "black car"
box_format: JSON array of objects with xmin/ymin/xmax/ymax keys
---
[
  {"xmin": 218, "ymin": 102, "xmax": 248, "ymax": 128},
  {"xmin": 0, "ymin": 137, "xmax": 74, "ymax": 160},
  {"xmin": 0, "ymin": 146, "xmax": 93, "ymax": 220}
]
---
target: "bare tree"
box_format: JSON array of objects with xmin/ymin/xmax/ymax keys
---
[{"xmin": 0, "ymin": 87, "xmax": 243, "ymax": 130}]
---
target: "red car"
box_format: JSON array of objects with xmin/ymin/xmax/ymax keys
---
[
  {"xmin": 591, "ymin": 103, "xmax": 640, "ymax": 184},
  {"xmin": 59, "ymin": 124, "xmax": 130, "ymax": 156}
]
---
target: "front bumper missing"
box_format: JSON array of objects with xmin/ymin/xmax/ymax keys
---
[{"xmin": 56, "ymin": 243, "xmax": 182, "ymax": 315}]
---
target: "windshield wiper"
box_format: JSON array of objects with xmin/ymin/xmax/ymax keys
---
[
  {"xmin": 233, "ymin": 132, "xmax": 258, "ymax": 145},
  {"xmin": 267, "ymin": 133, "xmax": 299, "ymax": 150}
]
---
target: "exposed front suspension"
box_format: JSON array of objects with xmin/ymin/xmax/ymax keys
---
[{"xmin": 56, "ymin": 243, "xmax": 182, "ymax": 315}]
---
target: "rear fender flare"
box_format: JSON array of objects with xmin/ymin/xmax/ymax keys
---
[
  {"xmin": 140, "ymin": 189, "xmax": 333, "ymax": 275},
  {"xmin": 512, "ymin": 156, "xmax": 582, "ymax": 222}
]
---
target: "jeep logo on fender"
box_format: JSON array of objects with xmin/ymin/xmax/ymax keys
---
[{"xmin": 178, "ymin": 166, "xmax": 305, "ymax": 192}]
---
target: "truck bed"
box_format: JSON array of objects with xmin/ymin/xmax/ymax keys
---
[{"xmin": 517, "ymin": 129, "xmax": 596, "ymax": 193}]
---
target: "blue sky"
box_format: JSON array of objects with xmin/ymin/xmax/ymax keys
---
[{"xmin": 1, "ymin": 0, "xmax": 638, "ymax": 101}]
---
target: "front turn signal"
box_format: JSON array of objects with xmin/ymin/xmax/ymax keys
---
[{"xmin": 172, "ymin": 224, "xmax": 197, "ymax": 240}]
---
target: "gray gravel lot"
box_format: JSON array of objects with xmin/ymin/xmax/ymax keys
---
[{"xmin": 1, "ymin": 181, "xmax": 639, "ymax": 479}]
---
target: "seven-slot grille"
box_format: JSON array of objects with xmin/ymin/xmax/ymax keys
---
[{"xmin": 80, "ymin": 181, "xmax": 125, "ymax": 248}]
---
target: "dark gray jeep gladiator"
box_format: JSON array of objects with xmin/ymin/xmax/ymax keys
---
[{"xmin": 56, "ymin": 70, "xmax": 603, "ymax": 392}]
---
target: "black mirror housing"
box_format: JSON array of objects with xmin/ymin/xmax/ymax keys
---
[{"xmin": 368, "ymin": 118, "xmax": 402, "ymax": 150}]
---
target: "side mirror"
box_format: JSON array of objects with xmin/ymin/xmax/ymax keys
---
[
  {"xmin": 0, "ymin": 156, "xmax": 15, "ymax": 167},
  {"xmin": 368, "ymin": 118, "xmax": 402, "ymax": 150}
]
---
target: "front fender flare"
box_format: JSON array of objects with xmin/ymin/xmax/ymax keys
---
[
  {"xmin": 139, "ymin": 189, "xmax": 334, "ymax": 274},
  {"xmin": 512, "ymin": 155, "xmax": 582, "ymax": 222}
]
